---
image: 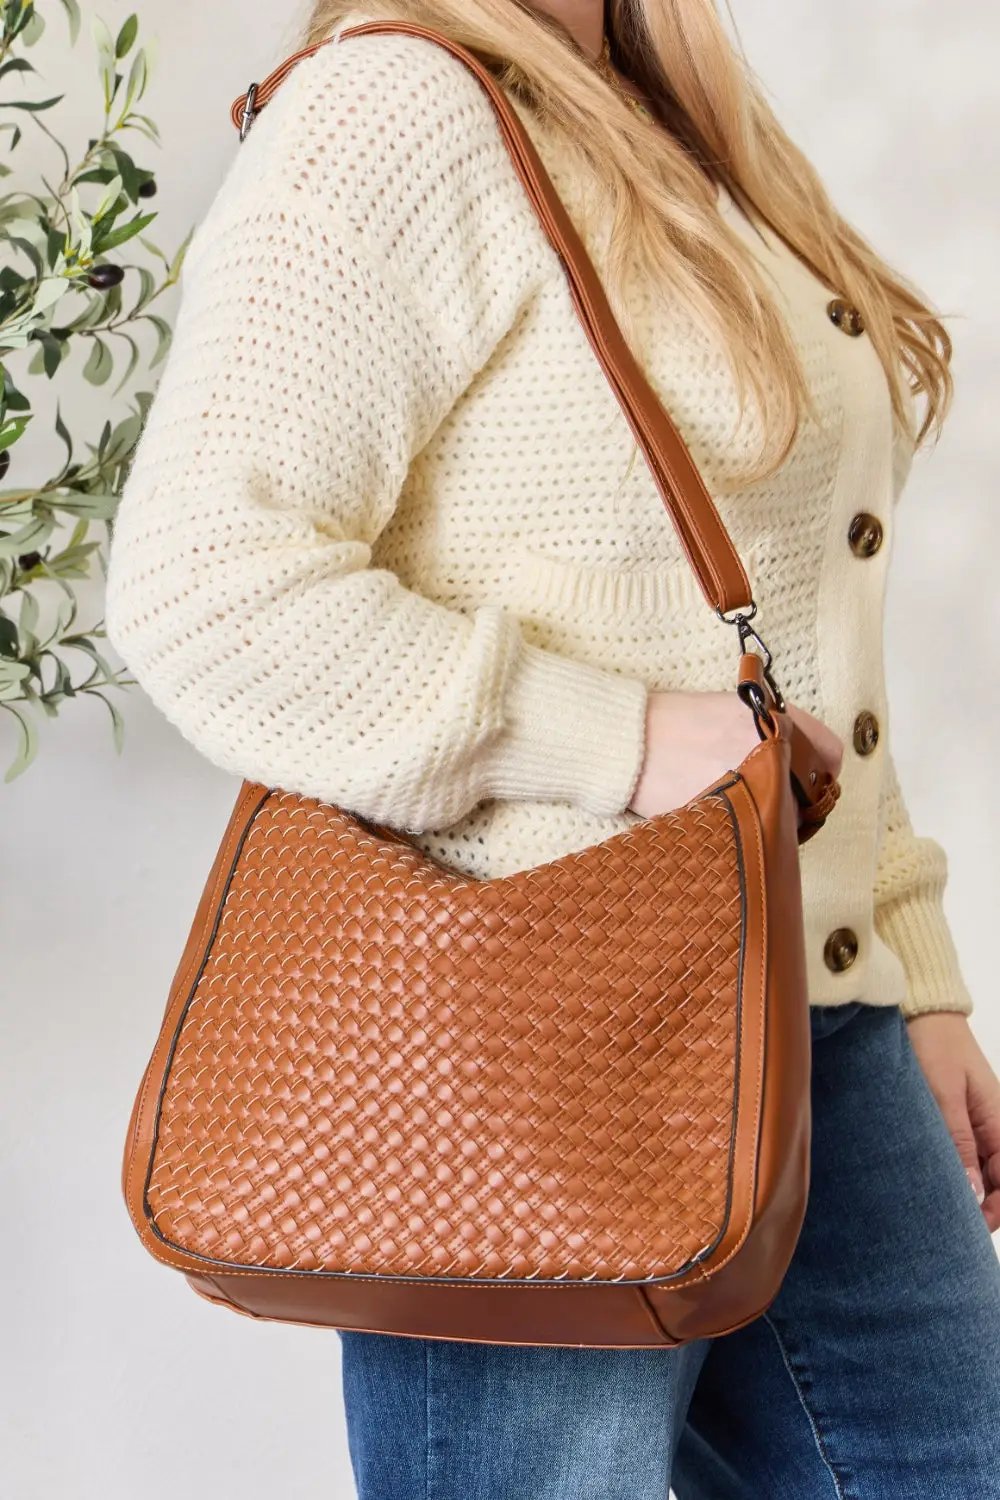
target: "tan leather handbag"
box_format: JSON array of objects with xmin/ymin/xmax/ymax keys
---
[{"xmin": 121, "ymin": 21, "xmax": 840, "ymax": 1349}]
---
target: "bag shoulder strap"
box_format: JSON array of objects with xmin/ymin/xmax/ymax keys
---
[{"xmin": 230, "ymin": 20, "xmax": 755, "ymax": 620}]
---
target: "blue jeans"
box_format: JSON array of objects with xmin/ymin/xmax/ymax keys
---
[{"xmin": 339, "ymin": 1003, "xmax": 1000, "ymax": 1498}]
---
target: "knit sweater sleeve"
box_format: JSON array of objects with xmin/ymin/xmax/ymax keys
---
[
  {"xmin": 105, "ymin": 31, "xmax": 649, "ymax": 831},
  {"xmin": 872, "ymin": 750, "xmax": 973, "ymax": 1017}
]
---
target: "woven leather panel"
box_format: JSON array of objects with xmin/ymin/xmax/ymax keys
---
[{"xmin": 145, "ymin": 789, "xmax": 745, "ymax": 1282}]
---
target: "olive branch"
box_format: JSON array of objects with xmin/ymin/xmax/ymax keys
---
[{"xmin": 0, "ymin": 0, "xmax": 191, "ymax": 777}]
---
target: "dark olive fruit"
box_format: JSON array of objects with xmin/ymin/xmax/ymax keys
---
[
  {"xmin": 0, "ymin": 450, "xmax": 9, "ymax": 481},
  {"xmin": 86, "ymin": 264, "xmax": 126, "ymax": 290},
  {"xmin": 18, "ymin": 551, "xmax": 42, "ymax": 571},
  {"xmin": 137, "ymin": 178, "xmax": 157, "ymax": 198}
]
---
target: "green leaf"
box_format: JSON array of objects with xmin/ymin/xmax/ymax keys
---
[
  {"xmin": 0, "ymin": 512, "xmax": 53, "ymax": 559},
  {"xmin": 64, "ymin": 184, "xmax": 92, "ymax": 259},
  {"xmin": 0, "ymin": 494, "xmax": 28, "ymax": 522},
  {"xmin": 3, "ymin": 379, "xmax": 30, "ymax": 414},
  {"xmin": 0, "ymin": 497, "xmax": 40, "ymax": 526},
  {"xmin": 46, "ymin": 645, "xmax": 75, "ymax": 690},
  {"xmin": 67, "ymin": 635, "xmax": 117, "ymax": 682},
  {"xmin": 40, "ymin": 539, "xmax": 99, "ymax": 578},
  {"xmin": 3, "ymin": 213, "xmax": 48, "ymax": 248},
  {"xmin": 115, "ymin": 13, "xmax": 138, "ymax": 57},
  {"xmin": 121, "ymin": 114, "xmax": 159, "ymax": 145},
  {"xmin": 112, "ymin": 332, "xmax": 141, "ymax": 396},
  {"xmin": 146, "ymin": 313, "xmax": 171, "ymax": 367},
  {"xmin": 91, "ymin": 15, "xmax": 115, "ymax": 63},
  {"xmin": 0, "ymin": 222, "xmax": 31, "ymax": 253},
  {"xmin": 35, "ymin": 685, "xmax": 65, "ymax": 717},
  {"xmin": 92, "ymin": 172, "xmax": 124, "ymax": 222},
  {"xmin": 47, "ymin": 588, "xmax": 77, "ymax": 636},
  {"xmin": 91, "ymin": 688, "xmax": 125, "ymax": 751},
  {"xmin": 18, "ymin": 587, "xmax": 39, "ymax": 638},
  {"xmin": 132, "ymin": 265, "xmax": 156, "ymax": 312},
  {"xmin": 58, "ymin": 0, "xmax": 81, "ymax": 45},
  {"xmin": 122, "ymin": 45, "xmax": 147, "ymax": 113},
  {"xmin": 91, "ymin": 15, "xmax": 117, "ymax": 111},
  {"xmin": 42, "ymin": 653, "xmax": 75, "ymax": 707},
  {"xmin": 94, "ymin": 209, "xmax": 154, "ymax": 253},
  {"xmin": 0, "ymin": 95, "xmax": 62, "ymax": 112},
  {"xmin": 0, "ymin": 416, "xmax": 29, "ymax": 451},
  {"xmin": 21, "ymin": 7, "xmax": 45, "ymax": 45},
  {"xmin": 32, "ymin": 275, "xmax": 68, "ymax": 317},
  {"xmin": 63, "ymin": 293, "xmax": 107, "ymax": 333},
  {"xmin": 38, "ymin": 330, "xmax": 65, "ymax": 378},
  {"xmin": 98, "ymin": 410, "xmax": 141, "ymax": 465},
  {"xmin": 82, "ymin": 336, "xmax": 113, "ymax": 386},
  {"xmin": 0, "ymin": 58, "xmax": 35, "ymax": 81},
  {"xmin": 51, "ymin": 492, "xmax": 118, "ymax": 520},
  {"xmin": 100, "ymin": 280, "xmax": 123, "ymax": 323},
  {"xmin": 17, "ymin": 601, "xmax": 39, "ymax": 660},
  {"xmin": 53, "ymin": 403, "xmax": 73, "ymax": 470},
  {"xmin": 6, "ymin": 233, "xmax": 43, "ymax": 280},
  {"xmin": 0, "ymin": 660, "xmax": 31, "ymax": 701},
  {"xmin": 168, "ymin": 224, "xmax": 196, "ymax": 285},
  {"xmin": 73, "ymin": 165, "xmax": 118, "ymax": 187},
  {"xmin": 2, "ymin": 702, "xmax": 39, "ymax": 779},
  {"xmin": 136, "ymin": 233, "xmax": 166, "ymax": 264},
  {"xmin": 0, "ymin": 613, "xmax": 19, "ymax": 656},
  {"xmin": 106, "ymin": 144, "xmax": 143, "ymax": 201},
  {"xmin": 44, "ymin": 222, "xmax": 65, "ymax": 267}
]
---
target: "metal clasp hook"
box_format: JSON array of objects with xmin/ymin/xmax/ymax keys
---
[
  {"xmin": 238, "ymin": 82, "xmax": 259, "ymax": 143},
  {"xmin": 717, "ymin": 602, "xmax": 787, "ymax": 715}
]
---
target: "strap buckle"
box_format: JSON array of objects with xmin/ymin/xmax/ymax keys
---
[{"xmin": 238, "ymin": 82, "xmax": 259, "ymax": 142}]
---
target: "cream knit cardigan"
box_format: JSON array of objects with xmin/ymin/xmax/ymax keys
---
[{"xmin": 105, "ymin": 19, "xmax": 972, "ymax": 1018}]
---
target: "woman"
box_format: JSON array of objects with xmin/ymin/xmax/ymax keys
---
[{"xmin": 105, "ymin": 0, "xmax": 1000, "ymax": 1494}]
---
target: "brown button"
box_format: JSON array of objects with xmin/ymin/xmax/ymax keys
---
[
  {"xmin": 853, "ymin": 710, "xmax": 880, "ymax": 756},
  {"xmin": 824, "ymin": 927, "xmax": 859, "ymax": 973},
  {"xmin": 848, "ymin": 512, "xmax": 883, "ymax": 558},
  {"xmin": 827, "ymin": 298, "xmax": 865, "ymax": 336}
]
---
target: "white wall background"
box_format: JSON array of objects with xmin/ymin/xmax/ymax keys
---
[{"xmin": 2, "ymin": 3, "xmax": 997, "ymax": 1497}]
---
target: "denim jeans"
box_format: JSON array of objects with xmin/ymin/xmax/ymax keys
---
[{"xmin": 339, "ymin": 1003, "xmax": 1000, "ymax": 1498}]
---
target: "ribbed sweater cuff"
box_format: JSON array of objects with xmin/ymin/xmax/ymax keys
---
[
  {"xmin": 875, "ymin": 889, "xmax": 974, "ymax": 1018},
  {"xmin": 480, "ymin": 641, "xmax": 649, "ymax": 817}
]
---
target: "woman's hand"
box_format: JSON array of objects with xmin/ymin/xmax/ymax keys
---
[
  {"xmin": 907, "ymin": 1012, "xmax": 1000, "ymax": 1233},
  {"xmin": 627, "ymin": 689, "xmax": 843, "ymax": 818}
]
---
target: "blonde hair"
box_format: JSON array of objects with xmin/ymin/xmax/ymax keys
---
[{"xmin": 299, "ymin": 0, "xmax": 953, "ymax": 488}]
